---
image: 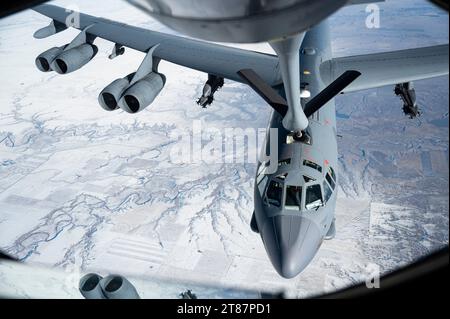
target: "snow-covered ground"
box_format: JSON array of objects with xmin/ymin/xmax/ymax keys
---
[{"xmin": 0, "ymin": 0, "xmax": 448, "ymax": 298}]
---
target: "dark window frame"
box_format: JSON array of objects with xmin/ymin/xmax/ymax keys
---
[
  {"xmin": 323, "ymin": 180, "xmax": 332, "ymax": 203},
  {"xmin": 285, "ymin": 185, "xmax": 302, "ymax": 210},
  {"xmin": 265, "ymin": 180, "xmax": 283, "ymax": 207},
  {"xmin": 303, "ymin": 159, "xmax": 322, "ymax": 173},
  {"xmin": 326, "ymin": 173, "xmax": 335, "ymax": 190},
  {"xmin": 305, "ymin": 183, "xmax": 323, "ymax": 210}
]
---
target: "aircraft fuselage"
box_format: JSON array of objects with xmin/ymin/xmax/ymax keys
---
[{"xmin": 253, "ymin": 20, "xmax": 338, "ymax": 278}]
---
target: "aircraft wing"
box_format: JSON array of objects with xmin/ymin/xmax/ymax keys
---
[
  {"xmin": 321, "ymin": 44, "xmax": 449, "ymax": 93},
  {"xmin": 32, "ymin": 4, "xmax": 281, "ymax": 85}
]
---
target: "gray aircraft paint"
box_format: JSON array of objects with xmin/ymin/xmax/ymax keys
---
[
  {"xmin": 32, "ymin": 4, "xmax": 449, "ymax": 278},
  {"xmin": 253, "ymin": 21, "xmax": 338, "ymax": 278}
]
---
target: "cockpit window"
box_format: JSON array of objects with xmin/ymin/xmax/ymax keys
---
[
  {"xmin": 305, "ymin": 184, "xmax": 323, "ymax": 210},
  {"xmin": 329, "ymin": 166, "xmax": 336, "ymax": 181},
  {"xmin": 285, "ymin": 185, "xmax": 302, "ymax": 210},
  {"xmin": 257, "ymin": 175, "xmax": 268, "ymax": 195},
  {"xmin": 303, "ymin": 159, "xmax": 322, "ymax": 173},
  {"xmin": 278, "ymin": 158, "xmax": 291, "ymax": 167},
  {"xmin": 266, "ymin": 180, "xmax": 282, "ymax": 207},
  {"xmin": 257, "ymin": 162, "xmax": 267, "ymax": 177},
  {"xmin": 326, "ymin": 173, "xmax": 335, "ymax": 190},
  {"xmin": 323, "ymin": 181, "xmax": 332, "ymax": 203},
  {"xmin": 303, "ymin": 175, "xmax": 315, "ymax": 183}
]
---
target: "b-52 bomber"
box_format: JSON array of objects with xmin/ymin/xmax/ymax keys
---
[{"xmin": 31, "ymin": 2, "xmax": 449, "ymax": 278}]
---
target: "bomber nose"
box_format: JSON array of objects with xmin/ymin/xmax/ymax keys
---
[{"xmin": 263, "ymin": 215, "xmax": 322, "ymax": 278}]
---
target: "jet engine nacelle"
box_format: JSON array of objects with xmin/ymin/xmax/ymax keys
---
[
  {"xmin": 98, "ymin": 73, "xmax": 135, "ymax": 111},
  {"xmin": 79, "ymin": 273, "xmax": 106, "ymax": 299},
  {"xmin": 118, "ymin": 72, "xmax": 166, "ymax": 113},
  {"xmin": 35, "ymin": 46, "xmax": 65, "ymax": 72},
  {"xmin": 50, "ymin": 43, "xmax": 98, "ymax": 74},
  {"xmin": 99, "ymin": 275, "xmax": 140, "ymax": 299},
  {"xmin": 79, "ymin": 273, "xmax": 140, "ymax": 299}
]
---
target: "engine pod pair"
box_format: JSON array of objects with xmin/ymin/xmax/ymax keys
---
[{"xmin": 78, "ymin": 273, "xmax": 140, "ymax": 299}]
